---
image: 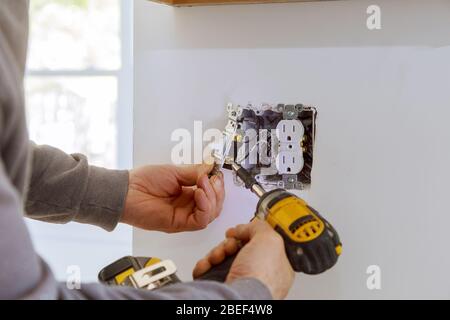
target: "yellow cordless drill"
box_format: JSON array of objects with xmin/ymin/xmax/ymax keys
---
[{"xmin": 199, "ymin": 163, "xmax": 342, "ymax": 281}]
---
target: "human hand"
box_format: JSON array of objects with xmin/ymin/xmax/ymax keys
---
[
  {"xmin": 193, "ymin": 219, "xmax": 294, "ymax": 299},
  {"xmin": 121, "ymin": 164, "xmax": 224, "ymax": 233}
]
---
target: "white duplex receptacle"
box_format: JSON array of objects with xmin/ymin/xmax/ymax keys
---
[{"xmin": 276, "ymin": 120, "xmax": 305, "ymax": 174}]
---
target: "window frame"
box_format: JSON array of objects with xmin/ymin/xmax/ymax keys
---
[
  {"xmin": 26, "ymin": 0, "xmax": 133, "ymax": 170},
  {"xmin": 24, "ymin": 0, "xmax": 134, "ymax": 281}
]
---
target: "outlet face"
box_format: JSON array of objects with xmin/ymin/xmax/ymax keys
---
[
  {"xmin": 276, "ymin": 151, "xmax": 304, "ymax": 174},
  {"xmin": 276, "ymin": 120, "xmax": 304, "ymax": 143},
  {"xmin": 275, "ymin": 119, "xmax": 304, "ymax": 174}
]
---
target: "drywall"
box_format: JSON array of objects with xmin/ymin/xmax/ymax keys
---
[{"xmin": 133, "ymin": 0, "xmax": 450, "ymax": 299}]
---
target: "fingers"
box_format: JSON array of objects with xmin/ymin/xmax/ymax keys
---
[
  {"xmin": 197, "ymin": 174, "xmax": 216, "ymax": 208},
  {"xmin": 174, "ymin": 163, "xmax": 225, "ymax": 229},
  {"xmin": 193, "ymin": 238, "xmax": 240, "ymax": 279},
  {"xmin": 226, "ymin": 219, "xmax": 271, "ymax": 242},
  {"xmin": 208, "ymin": 238, "xmax": 240, "ymax": 264},
  {"xmin": 193, "ymin": 171, "xmax": 224, "ymax": 223},
  {"xmin": 224, "ymin": 237, "xmax": 240, "ymax": 255},
  {"xmin": 193, "ymin": 258, "xmax": 211, "ymax": 279},
  {"xmin": 191, "ymin": 188, "xmax": 211, "ymax": 228},
  {"xmin": 209, "ymin": 243, "xmax": 227, "ymax": 265},
  {"xmin": 175, "ymin": 163, "xmax": 214, "ymax": 186},
  {"xmin": 210, "ymin": 173, "xmax": 225, "ymax": 217},
  {"xmin": 184, "ymin": 172, "xmax": 225, "ymax": 230},
  {"xmin": 197, "ymin": 175, "xmax": 217, "ymax": 223}
]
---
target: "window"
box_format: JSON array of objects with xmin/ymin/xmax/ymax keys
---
[{"xmin": 25, "ymin": 0, "xmax": 133, "ymax": 282}]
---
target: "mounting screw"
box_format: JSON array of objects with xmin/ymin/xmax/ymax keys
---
[
  {"xmin": 288, "ymin": 177, "xmax": 295, "ymax": 183},
  {"xmin": 287, "ymin": 110, "xmax": 295, "ymax": 118}
]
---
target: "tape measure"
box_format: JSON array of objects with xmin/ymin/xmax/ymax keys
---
[{"xmin": 98, "ymin": 256, "xmax": 180, "ymax": 290}]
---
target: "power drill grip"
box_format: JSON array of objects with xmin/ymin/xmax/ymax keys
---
[{"xmin": 197, "ymin": 255, "xmax": 236, "ymax": 282}]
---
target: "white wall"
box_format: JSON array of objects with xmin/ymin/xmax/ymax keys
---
[{"xmin": 133, "ymin": 0, "xmax": 450, "ymax": 299}]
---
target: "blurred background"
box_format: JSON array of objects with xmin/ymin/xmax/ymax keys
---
[{"xmin": 25, "ymin": 0, "xmax": 133, "ymax": 282}]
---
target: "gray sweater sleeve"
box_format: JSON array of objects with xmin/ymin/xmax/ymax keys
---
[
  {"xmin": 23, "ymin": 258, "xmax": 272, "ymax": 300},
  {"xmin": 21, "ymin": 145, "xmax": 273, "ymax": 300},
  {"xmin": 0, "ymin": 143, "xmax": 273, "ymax": 300},
  {"xmin": 25, "ymin": 143, "xmax": 129, "ymax": 231}
]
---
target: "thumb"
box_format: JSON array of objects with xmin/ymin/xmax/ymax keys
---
[{"xmin": 174, "ymin": 163, "xmax": 213, "ymax": 186}]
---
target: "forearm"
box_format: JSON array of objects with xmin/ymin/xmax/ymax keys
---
[
  {"xmin": 26, "ymin": 143, "xmax": 129, "ymax": 231},
  {"xmin": 145, "ymin": 278, "xmax": 273, "ymax": 300},
  {"xmin": 68, "ymin": 278, "xmax": 270, "ymax": 300},
  {"xmin": 13, "ymin": 253, "xmax": 271, "ymax": 300},
  {"xmin": 15, "ymin": 257, "xmax": 270, "ymax": 300},
  {"xmin": 56, "ymin": 279, "xmax": 272, "ymax": 300}
]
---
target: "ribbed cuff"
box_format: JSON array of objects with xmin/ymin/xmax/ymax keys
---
[
  {"xmin": 229, "ymin": 278, "xmax": 273, "ymax": 300},
  {"xmin": 75, "ymin": 166, "xmax": 129, "ymax": 231}
]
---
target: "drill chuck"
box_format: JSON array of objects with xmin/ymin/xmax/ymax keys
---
[{"xmin": 231, "ymin": 163, "xmax": 266, "ymax": 197}]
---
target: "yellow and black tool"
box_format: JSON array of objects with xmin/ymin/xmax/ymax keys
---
[
  {"xmin": 98, "ymin": 256, "xmax": 180, "ymax": 290},
  {"xmin": 199, "ymin": 163, "xmax": 342, "ymax": 281}
]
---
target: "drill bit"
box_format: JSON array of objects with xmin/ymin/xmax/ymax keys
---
[{"xmin": 231, "ymin": 162, "xmax": 266, "ymax": 198}]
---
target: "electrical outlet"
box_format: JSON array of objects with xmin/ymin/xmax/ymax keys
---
[
  {"xmin": 275, "ymin": 119, "xmax": 304, "ymax": 174},
  {"xmin": 276, "ymin": 151, "xmax": 304, "ymax": 174},
  {"xmin": 276, "ymin": 120, "xmax": 304, "ymax": 143}
]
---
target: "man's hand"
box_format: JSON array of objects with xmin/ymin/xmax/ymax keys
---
[
  {"xmin": 121, "ymin": 164, "xmax": 224, "ymax": 233},
  {"xmin": 193, "ymin": 220, "xmax": 295, "ymax": 300}
]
